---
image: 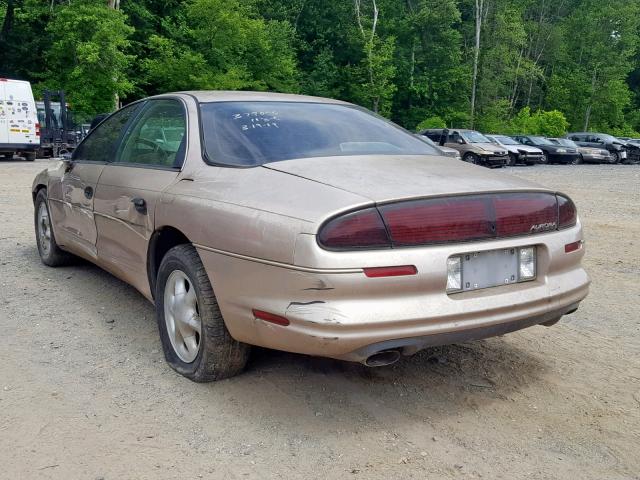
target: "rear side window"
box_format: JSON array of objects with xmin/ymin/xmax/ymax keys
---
[
  {"xmin": 423, "ymin": 132, "xmax": 441, "ymax": 142},
  {"xmin": 73, "ymin": 103, "xmax": 141, "ymax": 162},
  {"xmin": 116, "ymin": 99, "xmax": 186, "ymax": 168}
]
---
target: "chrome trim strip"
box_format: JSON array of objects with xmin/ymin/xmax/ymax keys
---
[{"xmin": 193, "ymin": 243, "xmax": 362, "ymax": 274}]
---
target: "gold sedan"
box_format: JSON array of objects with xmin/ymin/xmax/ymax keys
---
[{"xmin": 32, "ymin": 91, "xmax": 590, "ymax": 381}]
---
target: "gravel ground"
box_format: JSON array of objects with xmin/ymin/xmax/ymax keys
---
[{"xmin": 0, "ymin": 159, "xmax": 639, "ymax": 479}]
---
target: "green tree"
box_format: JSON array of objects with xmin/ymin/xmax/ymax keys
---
[
  {"xmin": 143, "ymin": 0, "xmax": 299, "ymax": 94},
  {"xmin": 39, "ymin": 0, "xmax": 134, "ymax": 116}
]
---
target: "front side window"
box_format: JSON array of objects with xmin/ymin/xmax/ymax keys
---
[
  {"xmin": 73, "ymin": 103, "xmax": 142, "ymax": 162},
  {"xmin": 200, "ymin": 101, "xmax": 438, "ymax": 166},
  {"xmin": 117, "ymin": 99, "xmax": 186, "ymax": 168}
]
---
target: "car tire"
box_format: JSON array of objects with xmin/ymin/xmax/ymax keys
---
[
  {"xmin": 572, "ymin": 155, "xmax": 583, "ymax": 165},
  {"xmin": 507, "ymin": 153, "xmax": 517, "ymax": 166},
  {"xmin": 611, "ymin": 151, "xmax": 621, "ymax": 164},
  {"xmin": 540, "ymin": 152, "xmax": 549, "ymax": 165},
  {"xmin": 34, "ymin": 189, "xmax": 73, "ymax": 267},
  {"xmin": 463, "ymin": 152, "xmax": 479, "ymax": 165},
  {"xmin": 156, "ymin": 244, "xmax": 250, "ymax": 382},
  {"xmin": 24, "ymin": 152, "xmax": 36, "ymax": 162}
]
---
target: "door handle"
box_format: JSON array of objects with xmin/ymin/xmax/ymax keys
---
[
  {"xmin": 131, "ymin": 197, "xmax": 147, "ymax": 214},
  {"xmin": 84, "ymin": 186, "xmax": 93, "ymax": 199}
]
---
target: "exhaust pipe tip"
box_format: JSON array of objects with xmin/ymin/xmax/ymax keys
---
[{"xmin": 364, "ymin": 349, "xmax": 401, "ymax": 367}]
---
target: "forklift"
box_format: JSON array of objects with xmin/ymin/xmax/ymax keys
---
[{"xmin": 36, "ymin": 90, "xmax": 81, "ymax": 158}]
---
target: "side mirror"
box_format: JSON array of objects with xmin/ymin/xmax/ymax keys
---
[
  {"xmin": 457, "ymin": 138, "xmax": 464, "ymax": 144},
  {"xmin": 61, "ymin": 153, "xmax": 73, "ymax": 171}
]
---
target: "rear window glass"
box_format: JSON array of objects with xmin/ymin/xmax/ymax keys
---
[{"xmin": 200, "ymin": 101, "xmax": 438, "ymax": 166}]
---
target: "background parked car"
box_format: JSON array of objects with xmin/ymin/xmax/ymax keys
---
[
  {"xmin": 617, "ymin": 137, "xmax": 640, "ymax": 147},
  {"xmin": 413, "ymin": 133, "xmax": 461, "ymax": 161},
  {"xmin": 420, "ymin": 128, "xmax": 508, "ymax": 167},
  {"xmin": 566, "ymin": 132, "xmax": 631, "ymax": 164},
  {"xmin": 511, "ymin": 135, "xmax": 581, "ymax": 164},
  {"xmin": 485, "ymin": 134, "xmax": 544, "ymax": 166},
  {"xmin": 547, "ymin": 138, "xmax": 612, "ymax": 164}
]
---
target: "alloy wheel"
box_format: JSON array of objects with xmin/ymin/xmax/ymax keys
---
[
  {"xmin": 164, "ymin": 270, "xmax": 202, "ymax": 363},
  {"xmin": 37, "ymin": 202, "xmax": 52, "ymax": 257}
]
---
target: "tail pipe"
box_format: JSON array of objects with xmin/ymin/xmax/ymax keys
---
[{"xmin": 364, "ymin": 349, "xmax": 401, "ymax": 367}]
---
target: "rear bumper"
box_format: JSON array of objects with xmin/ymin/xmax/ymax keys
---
[{"xmin": 196, "ymin": 223, "xmax": 590, "ymax": 363}]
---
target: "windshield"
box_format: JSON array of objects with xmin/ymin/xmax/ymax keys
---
[
  {"xmin": 529, "ymin": 136, "xmax": 552, "ymax": 145},
  {"xmin": 493, "ymin": 135, "xmax": 519, "ymax": 145},
  {"xmin": 551, "ymin": 138, "xmax": 577, "ymax": 148},
  {"xmin": 460, "ymin": 131, "xmax": 491, "ymax": 143},
  {"xmin": 200, "ymin": 101, "xmax": 438, "ymax": 166},
  {"xmin": 599, "ymin": 134, "xmax": 618, "ymax": 143}
]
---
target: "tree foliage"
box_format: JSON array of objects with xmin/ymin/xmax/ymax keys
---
[{"xmin": 0, "ymin": 0, "xmax": 638, "ymax": 133}]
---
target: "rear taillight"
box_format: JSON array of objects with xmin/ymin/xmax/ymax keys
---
[
  {"xmin": 318, "ymin": 207, "xmax": 390, "ymax": 249},
  {"xmin": 318, "ymin": 192, "xmax": 578, "ymax": 251},
  {"xmin": 557, "ymin": 194, "xmax": 577, "ymax": 229},
  {"xmin": 379, "ymin": 196, "xmax": 493, "ymax": 245},
  {"xmin": 35, "ymin": 122, "xmax": 41, "ymax": 137},
  {"xmin": 494, "ymin": 193, "xmax": 557, "ymax": 236}
]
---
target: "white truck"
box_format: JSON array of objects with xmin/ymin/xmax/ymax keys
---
[{"xmin": 0, "ymin": 78, "xmax": 39, "ymax": 161}]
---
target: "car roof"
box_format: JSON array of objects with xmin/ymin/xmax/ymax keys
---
[{"xmin": 166, "ymin": 90, "xmax": 351, "ymax": 105}]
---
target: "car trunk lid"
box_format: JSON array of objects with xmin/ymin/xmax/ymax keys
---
[{"xmin": 263, "ymin": 154, "xmax": 550, "ymax": 203}]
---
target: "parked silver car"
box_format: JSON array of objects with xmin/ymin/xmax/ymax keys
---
[{"xmin": 486, "ymin": 135, "xmax": 544, "ymax": 166}]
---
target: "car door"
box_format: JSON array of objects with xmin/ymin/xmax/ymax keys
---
[
  {"xmin": 48, "ymin": 103, "xmax": 141, "ymax": 259},
  {"xmin": 93, "ymin": 99, "xmax": 186, "ymax": 297},
  {"xmin": 444, "ymin": 130, "xmax": 464, "ymax": 150}
]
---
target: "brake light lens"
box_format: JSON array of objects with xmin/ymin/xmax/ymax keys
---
[
  {"xmin": 35, "ymin": 122, "xmax": 41, "ymax": 137},
  {"xmin": 379, "ymin": 196, "xmax": 494, "ymax": 245},
  {"xmin": 318, "ymin": 207, "xmax": 390, "ymax": 249},
  {"xmin": 557, "ymin": 194, "xmax": 577, "ymax": 229},
  {"xmin": 318, "ymin": 192, "xmax": 578, "ymax": 250},
  {"xmin": 493, "ymin": 193, "xmax": 557, "ymax": 236}
]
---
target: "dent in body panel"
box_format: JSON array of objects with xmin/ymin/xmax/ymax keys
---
[{"xmin": 285, "ymin": 300, "xmax": 348, "ymax": 326}]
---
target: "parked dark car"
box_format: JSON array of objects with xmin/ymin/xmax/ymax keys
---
[
  {"xmin": 420, "ymin": 129, "xmax": 508, "ymax": 167},
  {"xmin": 547, "ymin": 138, "xmax": 612, "ymax": 164},
  {"xmin": 566, "ymin": 133, "xmax": 635, "ymax": 164},
  {"xmin": 511, "ymin": 135, "xmax": 581, "ymax": 164}
]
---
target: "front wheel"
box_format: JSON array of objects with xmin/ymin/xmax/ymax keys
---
[
  {"xmin": 24, "ymin": 152, "xmax": 36, "ymax": 161},
  {"xmin": 611, "ymin": 151, "xmax": 621, "ymax": 164},
  {"xmin": 507, "ymin": 153, "xmax": 518, "ymax": 166},
  {"xmin": 463, "ymin": 152, "xmax": 479, "ymax": 165},
  {"xmin": 156, "ymin": 244, "xmax": 249, "ymax": 382},
  {"xmin": 571, "ymin": 155, "xmax": 583, "ymax": 165},
  {"xmin": 539, "ymin": 153, "xmax": 549, "ymax": 165}
]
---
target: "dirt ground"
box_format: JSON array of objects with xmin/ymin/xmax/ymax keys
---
[{"xmin": 0, "ymin": 159, "xmax": 639, "ymax": 480}]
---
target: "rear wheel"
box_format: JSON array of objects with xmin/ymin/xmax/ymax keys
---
[
  {"xmin": 34, "ymin": 190, "xmax": 72, "ymax": 266},
  {"xmin": 156, "ymin": 244, "xmax": 249, "ymax": 382},
  {"xmin": 463, "ymin": 152, "xmax": 479, "ymax": 165}
]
